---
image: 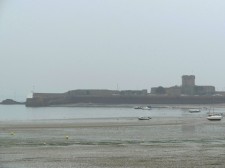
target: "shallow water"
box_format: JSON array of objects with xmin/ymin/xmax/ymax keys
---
[
  {"xmin": 0, "ymin": 104, "xmax": 218, "ymax": 121},
  {"xmin": 1, "ymin": 105, "xmax": 225, "ymax": 167}
]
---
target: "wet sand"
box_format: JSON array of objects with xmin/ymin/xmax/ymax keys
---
[{"xmin": 1, "ymin": 117, "xmax": 225, "ymax": 168}]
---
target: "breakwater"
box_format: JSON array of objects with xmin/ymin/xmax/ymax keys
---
[{"xmin": 26, "ymin": 94, "xmax": 225, "ymax": 107}]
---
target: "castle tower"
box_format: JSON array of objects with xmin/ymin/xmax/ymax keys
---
[
  {"xmin": 182, "ymin": 75, "xmax": 195, "ymax": 87},
  {"xmin": 181, "ymin": 75, "xmax": 195, "ymax": 95}
]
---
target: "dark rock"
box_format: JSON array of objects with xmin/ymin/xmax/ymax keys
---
[{"xmin": 1, "ymin": 99, "xmax": 25, "ymax": 105}]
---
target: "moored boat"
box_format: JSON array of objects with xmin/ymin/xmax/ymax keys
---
[
  {"xmin": 207, "ymin": 114, "xmax": 223, "ymax": 121},
  {"xmin": 134, "ymin": 106, "xmax": 142, "ymax": 109},
  {"xmin": 141, "ymin": 106, "xmax": 151, "ymax": 110},
  {"xmin": 138, "ymin": 116, "xmax": 151, "ymax": 120},
  {"xmin": 189, "ymin": 109, "xmax": 201, "ymax": 113}
]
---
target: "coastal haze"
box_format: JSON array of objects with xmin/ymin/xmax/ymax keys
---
[
  {"xmin": 1, "ymin": 1, "xmax": 225, "ymax": 168},
  {"xmin": 1, "ymin": 1, "xmax": 225, "ymax": 101}
]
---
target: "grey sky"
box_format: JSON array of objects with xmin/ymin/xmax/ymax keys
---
[{"xmin": 0, "ymin": 0, "xmax": 225, "ymax": 101}]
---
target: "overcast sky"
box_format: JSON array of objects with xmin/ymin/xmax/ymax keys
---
[{"xmin": 0, "ymin": 0, "xmax": 225, "ymax": 101}]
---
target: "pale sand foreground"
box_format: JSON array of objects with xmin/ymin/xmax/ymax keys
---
[{"xmin": 1, "ymin": 117, "xmax": 225, "ymax": 168}]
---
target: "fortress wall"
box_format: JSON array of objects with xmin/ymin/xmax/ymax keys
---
[
  {"xmin": 66, "ymin": 90, "xmax": 120, "ymax": 96},
  {"xmin": 33, "ymin": 93, "xmax": 66, "ymax": 99},
  {"xmin": 26, "ymin": 95, "xmax": 225, "ymax": 107}
]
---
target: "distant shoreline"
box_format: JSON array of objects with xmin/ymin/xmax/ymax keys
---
[
  {"xmin": 26, "ymin": 93, "xmax": 225, "ymax": 107},
  {"xmin": 47, "ymin": 103, "xmax": 225, "ymax": 109}
]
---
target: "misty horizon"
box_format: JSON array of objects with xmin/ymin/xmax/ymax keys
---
[{"xmin": 1, "ymin": 1, "xmax": 225, "ymax": 101}]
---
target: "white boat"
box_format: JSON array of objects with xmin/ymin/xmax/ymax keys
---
[
  {"xmin": 206, "ymin": 102, "xmax": 223, "ymax": 121},
  {"xmin": 134, "ymin": 106, "xmax": 142, "ymax": 109},
  {"xmin": 207, "ymin": 114, "xmax": 223, "ymax": 121},
  {"xmin": 189, "ymin": 109, "xmax": 201, "ymax": 113},
  {"xmin": 142, "ymin": 106, "xmax": 151, "ymax": 110},
  {"xmin": 138, "ymin": 116, "xmax": 151, "ymax": 120}
]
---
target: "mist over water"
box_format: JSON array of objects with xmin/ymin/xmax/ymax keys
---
[
  {"xmin": 0, "ymin": 105, "xmax": 216, "ymax": 121},
  {"xmin": 1, "ymin": 1, "xmax": 225, "ymax": 167}
]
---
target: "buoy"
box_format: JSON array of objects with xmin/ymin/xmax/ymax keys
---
[{"xmin": 65, "ymin": 136, "xmax": 69, "ymax": 140}]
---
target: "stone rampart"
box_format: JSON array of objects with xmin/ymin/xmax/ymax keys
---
[{"xmin": 26, "ymin": 94, "xmax": 225, "ymax": 107}]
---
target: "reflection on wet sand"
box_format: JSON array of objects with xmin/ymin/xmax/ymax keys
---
[{"xmin": 1, "ymin": 117, "xmax": 225, "ymax": 167}]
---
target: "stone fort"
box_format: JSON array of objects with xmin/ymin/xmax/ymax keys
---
[{"xmin": 151, "ymin": 75, "xmax": 215, "ymax": 96}]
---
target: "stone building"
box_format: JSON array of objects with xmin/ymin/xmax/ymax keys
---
[
  {"xmin": 181, "ymin": 75, "xmax": 195, "ymax": 95},
  {"xmin": 66, "ymin": 89, "xmax": 148, "ymax": 97},
  {"xmin": 120, "ymin": 90, "xmax": 148, "ymax": 96},
  {"xmin": 166, "ymin": 86, "xmax": 181, "ymax": 96},
  {"xmin": 151, "ymin": 75, "xmax": 215, "ymax": 96},
  {"xmin": 195, "ymin": 86, "xmax": 215, "ymax": 95},
  {"xmin": 67, "ymin": 89, "xmax": 120, "ymax": 96}
]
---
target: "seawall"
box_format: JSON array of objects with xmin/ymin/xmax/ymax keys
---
[{"xmin": 26, "ymin": 95, "xmax": 225, "ymax": 107}]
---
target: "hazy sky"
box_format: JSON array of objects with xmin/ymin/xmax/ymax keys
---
[{"xmin": 0, "ymin": 0, "xmax": 225, "ymax": 101}]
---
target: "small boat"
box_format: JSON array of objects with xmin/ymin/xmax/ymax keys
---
[
  {"xmin": 206, "ymin": 103, "xmax": 223, "ymax": 120},
  {"xmin": 138, "ymin": 116, "xmax": 151, "ymax": 120},
  {"xmin": 207, "ymin": 114, "xmax": 223, "ymax": 121},
  {"xmin": 189, "ymin": 109, "xmax": 201, "ymax": 113},
  {"xmin": 142, "ymin": 106, "xmax": 151, "ymax": 110},
  {"xmin": 134, "ymin": 106, "xmax": 142, "ymax": 109}
]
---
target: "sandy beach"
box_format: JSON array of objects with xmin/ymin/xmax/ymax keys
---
[{"xmin": 1, "ymin": 117, "xmax": 225, "ymax": 168}]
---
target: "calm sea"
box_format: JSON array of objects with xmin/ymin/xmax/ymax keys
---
[{"xmin": 0, "ymin": 104, "xmax": 223, "ymax": 121}]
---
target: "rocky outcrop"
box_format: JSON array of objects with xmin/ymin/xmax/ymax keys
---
[{"xmin": 1, "ymin": 99, "xmax": 25, "ymax": 105}]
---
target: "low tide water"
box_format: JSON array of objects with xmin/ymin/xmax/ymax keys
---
[
  {"xmin": 1, "ymin": 105, "xmax": 225, "ymax": 167},
  {"xmin": 0, "ymin": 104, "xmax": 220, "ymax": 121},
  {"xmin": 1, "ymin": 104, "xmax": 224, "ymax": 149}
]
